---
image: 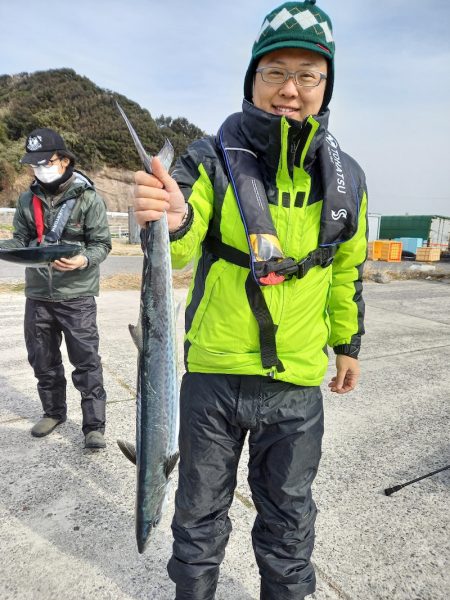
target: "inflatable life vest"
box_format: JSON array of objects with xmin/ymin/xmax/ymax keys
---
[{"xmin": 33, "ymin": 195, "xmax": 77, "ymax": 244}]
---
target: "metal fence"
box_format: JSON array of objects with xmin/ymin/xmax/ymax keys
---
[
  {"xmin": 0, "ymin": 208, "xmax": 142, "ymax": 243},
  {"xmin": 109, "ymin": 225, "xmax": 129, "ymax": 239}
]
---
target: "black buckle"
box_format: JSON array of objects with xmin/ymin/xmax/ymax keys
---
[
  {"xmin": 256, "ymin": 250, "xmax": 334, "ymax": 284},
  {"xmin": 322, "ymin": 255, "xmax": 334, "ymax": 268},
  {"xmin": 295, "ymin": 249, "xmax": 334, "ymax": 280},
  {"xmin": 296, "ymin": 254, "xmax": 315, "ymax": 279}
]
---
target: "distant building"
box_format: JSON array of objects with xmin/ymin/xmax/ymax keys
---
[
  {"xmin": 379, "ymin": 215, "xmax": 450, "ymax": 248},
  {"xmin": 368, "ymin": 213, "xmax": 381, "ymax": 241}
]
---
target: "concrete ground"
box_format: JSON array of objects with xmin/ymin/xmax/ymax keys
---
[{"xmin": 0, "ymin": 272, "xmax": 449, "ymax": 599}]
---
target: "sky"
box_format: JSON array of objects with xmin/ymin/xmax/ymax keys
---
[{"xmin": 1, "ymin": 0, "xmax": 450, "ymax": 216}]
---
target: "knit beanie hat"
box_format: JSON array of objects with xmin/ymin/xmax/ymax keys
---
[{"xmin": 244, "ymin": 0, "xmax": 335, "ymax": 112}]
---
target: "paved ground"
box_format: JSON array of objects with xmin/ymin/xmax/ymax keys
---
[
  {"xmin": 0, "ymin": 256, "xmax": 144, "ymax": 282},
  {"xmin": 0, "ymin": 273, "xmax": 449, "ymax": 599},
  {"xmin": 1, "ymin": 255, "xmax": 450, "ymax": 283}
]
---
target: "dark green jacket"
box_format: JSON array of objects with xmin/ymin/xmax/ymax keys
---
[
  {"xmin": 170, "ymin": 102, "xmax": 367, "ymax": 386},
  {"xmin": 1, "ymin": 172, "xmax": 111, "ymax": 300}
]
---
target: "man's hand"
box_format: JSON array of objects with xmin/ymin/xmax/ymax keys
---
[
  {"xmin": 134, "ymin": 157, "xmax": 186, "ymax": 230},
  {"xmin": 328, "ymin": 355, "xmax": 360, "ymax": 394},
  {"xmin": 52, "ymin": 255, "xmax": 87, "ymax": 271}
]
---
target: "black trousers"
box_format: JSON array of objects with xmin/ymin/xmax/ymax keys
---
[
  {"xmin": 24, "ymin": 297, "xmax": 106, "ymax": 434},
  {"xmin": 168, "ymin": 373, "xmax": 324, "ymax": 600}
]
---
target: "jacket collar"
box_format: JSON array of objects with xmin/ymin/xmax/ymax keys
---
[
  {"xmin": 239, "ymin": 100, "xmax": 330, "ymax": 177},
  {"xmin": 30, "ymin": 171, "xmax": 93, "ymax": 206}
]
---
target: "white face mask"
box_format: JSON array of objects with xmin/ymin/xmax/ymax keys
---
[{"xmin": 32, "ymin": 164, "xmax": 61, "ymax": 184}]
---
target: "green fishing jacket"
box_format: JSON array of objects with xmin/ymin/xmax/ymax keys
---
[
  {"xmin": 170, "ymin": 102, "xmax": 367, "ymax": 386},
  {"xmin": 1, "ymin": 172, "xmax": 111, "ymax": 300}
]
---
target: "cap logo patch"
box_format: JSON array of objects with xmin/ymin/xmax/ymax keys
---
[
  {"xmin": 255, "ymin": 7, "xmax": 334, "ymax": 44},
  {"xmin": 27, "ymin": 135, "xmax": 43, "ymax": 152}
]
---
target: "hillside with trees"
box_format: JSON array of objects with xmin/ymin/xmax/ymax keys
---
[{"xmin": 0, "ymin": 68, "xmax": 205, "ymax": 209}]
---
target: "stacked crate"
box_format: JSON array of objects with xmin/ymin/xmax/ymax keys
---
[
  {"xmin": 368, "ymin": 241, "xmax": 382, "ymax": 260},
  {"xmin": 369, "ymin": 240, "xmax": 402, "ymax": 262},
  {"xmin": 379, "ymin": 241, "xmax": 402, "ymax": 262},
  {"xmin": 416, "ymin": 247, "xmax": 441, "ymax": 262}
]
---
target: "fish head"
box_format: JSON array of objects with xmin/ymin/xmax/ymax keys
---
[
  {"xmin": 136, "ymin": 511, "xmax": 163, "ymax": 554},
  {"xmin": 136, "ymin": 470, "xmax": 169, "ymax": 553}
]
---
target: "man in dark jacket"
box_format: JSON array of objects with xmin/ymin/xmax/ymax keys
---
[
  {"xmin": 133, "ymin": 1, "xmax": 367, "ymax": 598},
  {"xmin": 0, "ymin": 128, "xmax": 111, "ymax": 449}
]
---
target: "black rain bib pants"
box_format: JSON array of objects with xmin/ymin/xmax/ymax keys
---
[
  {"xmin": 24, "ymin": 297, "xmax": 106, "ymax": 434},
  {"xmin": 168, "ymin": 372, "xmax": 324, "ymax": 600}
]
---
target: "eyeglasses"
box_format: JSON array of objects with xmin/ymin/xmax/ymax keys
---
[
  {"xmin": 256, "ymin": 67, "xmax": 327, "ymax": 88},
  {"xmin": 29, "ymin": 157, "xmax": 62, "ymax": 169}
]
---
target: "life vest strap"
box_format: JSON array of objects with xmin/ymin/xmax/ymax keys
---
[
  {"xmin": 245, "ymin": 273, "xmax": 285, "ymax": 372},
  {"xmin": 206, "ymin": 237, "xmax": 335, "ymax": 282}
]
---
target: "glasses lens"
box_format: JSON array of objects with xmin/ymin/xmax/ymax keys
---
[
  {"xmin": 261, "ymin": 67, "xmax": 288, "ymax": 84},
  {"xmin": 295, "ymin": 71, "xmax": 322, "ymax": 87},
  {"xmin": 259, "ymin": 68, "xmax": 324, "ymax": 87},
  {"xmin": 29, "ymin": 158, "xmax": 59, "ymax": 168}
]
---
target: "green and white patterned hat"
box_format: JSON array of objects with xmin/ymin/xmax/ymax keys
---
[{"xmin": 244, "ymin": 0, "xmax": 335, "ymax": 111}]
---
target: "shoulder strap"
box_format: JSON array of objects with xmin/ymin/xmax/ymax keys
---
[
  {"xmin": 318, "ymin": 132, "xmax": 360, "ymax": 244},
  {"xmin": 218, "ymin": 114, "xmax": 290, "ymax": 286}
]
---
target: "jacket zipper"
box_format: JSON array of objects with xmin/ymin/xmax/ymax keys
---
[{"xmin": 47, "ymin": 195, "xmax": 56, "ymax": 299}]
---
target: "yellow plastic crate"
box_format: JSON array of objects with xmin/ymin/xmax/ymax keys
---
[
  {"xmin": 416, "ymin": 247, "xmax": 441, "ymax": 262},
  {"xmin": 379, "ymin": 240, "xmax": 402, "ymax": 262},
  {"xmin": 368, "ymin": 240, "xmax": 383, "ymax": 260}
]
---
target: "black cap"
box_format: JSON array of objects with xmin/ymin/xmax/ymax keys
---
[{"xmin": 20, "ymin": 128, "xmax": 76, "ymax": 165}]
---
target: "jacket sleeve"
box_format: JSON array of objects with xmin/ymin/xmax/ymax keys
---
[
  {"xmin": 327, "ymin": 189, "xmax": 368, "ymax": 358},
  {"xmin": 169, "ymin": 139, "xmax": 215, "ymax": 269},
  {"xmin": 81, "ymin": 190, "xmax": 112, "ymax": 267},
  {"xmin": 0, "ymin": 195, "xmax": 33, "ymax": 249}
]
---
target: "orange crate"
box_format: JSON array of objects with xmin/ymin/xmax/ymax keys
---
[
  {"xmin": 416, "ymin": 247, "xmax": 441, "ymax": 262},
  {"xmin": 368, "ymin": 240, "xmax": 383, "ymax": 260},
  {"xmin": 379, "ymin": 240, "xmax": 402, "ymax": 262}
]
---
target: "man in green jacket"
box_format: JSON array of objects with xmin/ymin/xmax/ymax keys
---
[
  {"xmin": 134, "ymin": 1, "xmax": 367, "ymax": 598},
  {"xmin": 0, "ymin": 127, "xmax": 111, "ymax": 449}
]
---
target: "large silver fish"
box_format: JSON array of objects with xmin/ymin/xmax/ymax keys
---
[{"xmin": 116, "ymin": 102, "xmax": 179, "ymax": 554}]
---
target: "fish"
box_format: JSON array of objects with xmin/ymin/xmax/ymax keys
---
[
  {"xmin": 0, "ymin": 244, "xmax": 81, "ymax": 267},
  {"xmin": 115, "ymin": 102, "xmax": 179, "ymax": 554}
]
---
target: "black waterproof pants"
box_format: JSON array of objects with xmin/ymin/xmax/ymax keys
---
[
  {"xmin": 168, "ymin": 373, "xmax": 324, "ymax": 600},
  {"xmin": 24, "ymin": 297, "xmax": 106, "ymax": 434}
]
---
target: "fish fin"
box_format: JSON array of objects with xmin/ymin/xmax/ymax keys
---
[
  {"xmin": 128, "ymin": 323, "xmax": 142, "ymax": 352},
  {"xmin": 116, "ymin": 101, "xmax": 153, "ymax": 174},
  {"xmin": 117, "ymin": 439, "xmax": 136, "ymax": 465},
  {"xmin": 116, "ymin": 103, "xmax": 174, "ymax": 174},
  {"xmin": 156, "ymin": 139, "xmax": 175, "ymax": 172},
  {"xmin": 175, "ymin": 301, "xmax": 183, "ymax": 322},
  {"xmin": 164, "ymin": 452, "xmax": 180, "ymax": 479}
]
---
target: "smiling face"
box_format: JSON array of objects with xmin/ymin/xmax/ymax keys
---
[{"xmin": 252, "ymin": 47, "xmax": 328, "ymax": 122}]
